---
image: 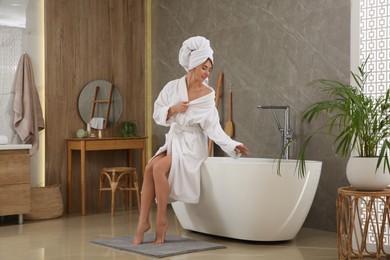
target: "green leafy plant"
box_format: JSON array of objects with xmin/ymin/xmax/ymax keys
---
[
  {"xmin": 120, "ymin": 121, "xmax": 137, "ymax": 137},
  {"xmin": 294, "ymin": 57, "xmax": 390, "ymax": 177}
]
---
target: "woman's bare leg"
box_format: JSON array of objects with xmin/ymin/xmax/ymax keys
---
[
  {"xmin": 132, "ymin": 153, "xmax": 166, "ymax": 245},
  {"xmin": 152, "ymin": 154, "xmax": 172, "ymax": 244}
]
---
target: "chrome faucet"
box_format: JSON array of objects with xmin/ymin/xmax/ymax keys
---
[{"xmin": 257, "ymin": 105, "xmax": 293, "ymax": 159}]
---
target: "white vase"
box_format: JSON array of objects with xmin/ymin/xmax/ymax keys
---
[{"xmin": 346, "ymin": 157, "xmax": 390, "ymax": 190}]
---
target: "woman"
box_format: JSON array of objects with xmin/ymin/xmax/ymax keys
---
[{"xmin": 133, "ymin": 36, "xmax": 249, "ymax": 245}]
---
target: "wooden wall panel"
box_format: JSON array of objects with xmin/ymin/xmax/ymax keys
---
[{"xmin": 45, "ymin": 0, "xmax": 145, "ymax": 213}]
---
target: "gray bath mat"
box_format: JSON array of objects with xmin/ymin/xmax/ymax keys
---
[{"xmin": 90, "ymin": 233, "xmax": 226, "ymax": 258}]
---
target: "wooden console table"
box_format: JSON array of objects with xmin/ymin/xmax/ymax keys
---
[
  {"xmin": 67, "ymin": 136, "xmax": 147, "ymax": 215},
  {"xmin": 337, "ymin": 186, "xmax": 390, "ymax": 259}
]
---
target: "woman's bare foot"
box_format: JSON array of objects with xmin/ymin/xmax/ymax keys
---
[
  {"xmin": 132, "ymin": 221, "xmax": 151, "ymax": 245},
  {"xmin": 154, "ymin": 220, "xmax": 169, "ymax": 244}
]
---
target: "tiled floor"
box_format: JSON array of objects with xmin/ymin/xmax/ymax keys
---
[{"xmin": 0, "ymin": 206, "xmax": 338, "ymax": 259}]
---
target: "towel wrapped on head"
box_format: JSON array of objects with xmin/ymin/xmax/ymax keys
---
[{"xmin": 178, "ymin": 36, "xmax": 214, "ymax": 72}]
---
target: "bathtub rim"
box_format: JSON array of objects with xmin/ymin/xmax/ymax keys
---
[
  {"xmin": 205, "ymin": 156, "xmax": 322, "ymax": 164},
  {"xmin": 203, "ymin": 157, "xmax": 323, "ymax": 173}
]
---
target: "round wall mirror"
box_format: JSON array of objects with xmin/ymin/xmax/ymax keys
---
[{"xmin": 78, "ymin": 80, "xmax": 122, "ymax": 129}]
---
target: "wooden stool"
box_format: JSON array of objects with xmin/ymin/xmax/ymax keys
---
[{"xmin": 97, "ymin": 167, "xmax": 140, "ymax": 216}]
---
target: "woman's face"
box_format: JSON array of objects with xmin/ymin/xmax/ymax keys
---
[{"xmin": 192, "ymin": 59, "xmax": 213, "ymax": 82}]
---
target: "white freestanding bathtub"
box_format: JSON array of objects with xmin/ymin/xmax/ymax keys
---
[{"xmin": 172, "ymin": 157, "xmax": 322, "ymax": 241}]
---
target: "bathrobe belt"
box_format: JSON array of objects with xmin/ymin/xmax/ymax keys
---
[{"xmin": 171, "ymin": 123, "xmax": 202, "ymax": 134}]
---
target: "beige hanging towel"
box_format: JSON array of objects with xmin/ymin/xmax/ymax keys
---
[{"xmin": 13, "ymin": 53, "xmax": 44, "ymax": 155}]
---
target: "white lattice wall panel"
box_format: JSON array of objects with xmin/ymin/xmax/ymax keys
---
[
  {"xmin": 360, "ymin": 0, "xmax": 390, "ymax": 98},
  {"xmin": 359, "ymin": 0, "xmax": 390, "ymax": 248}
]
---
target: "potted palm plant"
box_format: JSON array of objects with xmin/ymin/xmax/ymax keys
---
[{"xmin": 296, "ymin": 57, "xmax": 390, "ymax": 190}]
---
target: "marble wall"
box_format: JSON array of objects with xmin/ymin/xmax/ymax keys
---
[{"xmin": 151, "ymin": 0, "xmax": 350, "ymax": 231}]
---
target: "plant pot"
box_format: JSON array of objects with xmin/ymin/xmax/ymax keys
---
[{"xmin": 346, "ymin": 157, "xmax": 390, "ymax": 190}]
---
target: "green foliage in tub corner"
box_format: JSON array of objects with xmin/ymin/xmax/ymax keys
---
[
  {"xmin": 286, "ymin": 56, "xmax": 390, "ymax": 178},
  {"xmin": 275, "ymin": 138, "xmax": 300, "ymax": 177}
]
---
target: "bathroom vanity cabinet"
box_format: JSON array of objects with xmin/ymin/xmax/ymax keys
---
[{"xmin": 0, "ymin": 145, "xmax": 31, "ymax": 223}]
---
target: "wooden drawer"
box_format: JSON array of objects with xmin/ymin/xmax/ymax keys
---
[
  {"xmin": 0, "ymin": 184, "xmax": 30, "ymax": 215},
  {"xmin": 0, "ymin": 153, "xmax": 30, "ymax": 185},
  {"xmin": 86, "ymin": 140, "xmax": 116, "ymax": 150},
  {"xmin": 116, "ymin": 139, "xmax": 145, "ymax": 149}
]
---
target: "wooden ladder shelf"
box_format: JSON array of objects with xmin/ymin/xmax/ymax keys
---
[{"xmin": 90, "ymin": 85, "xmax": 113, "ymax": 129}]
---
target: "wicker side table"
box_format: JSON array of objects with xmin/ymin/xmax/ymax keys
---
[{"xmin": 337, "ymin": 186, "xmax": 390, "ymax": 259}]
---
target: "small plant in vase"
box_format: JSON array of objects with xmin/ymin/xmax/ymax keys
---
[
  {"xmin": 120, "ymin": 121, "xmax": 137, "ymax": 137},
  {"xmin": 295, "ymin": 57, "xmax": 390, "ymax": 190}
]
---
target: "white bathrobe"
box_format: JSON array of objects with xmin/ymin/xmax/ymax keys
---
[{"xmin": 153, "ymin": 76, "xmax": 242, "ymax": 204}]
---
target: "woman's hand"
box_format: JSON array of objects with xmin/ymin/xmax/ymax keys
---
[
  {"xmin": 235, "ymin": 145, "xmax": 249, "ymax": 156},
  {"xmin": 167, "ymin": 101, "xmax": 189, "ymax": 119}
]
